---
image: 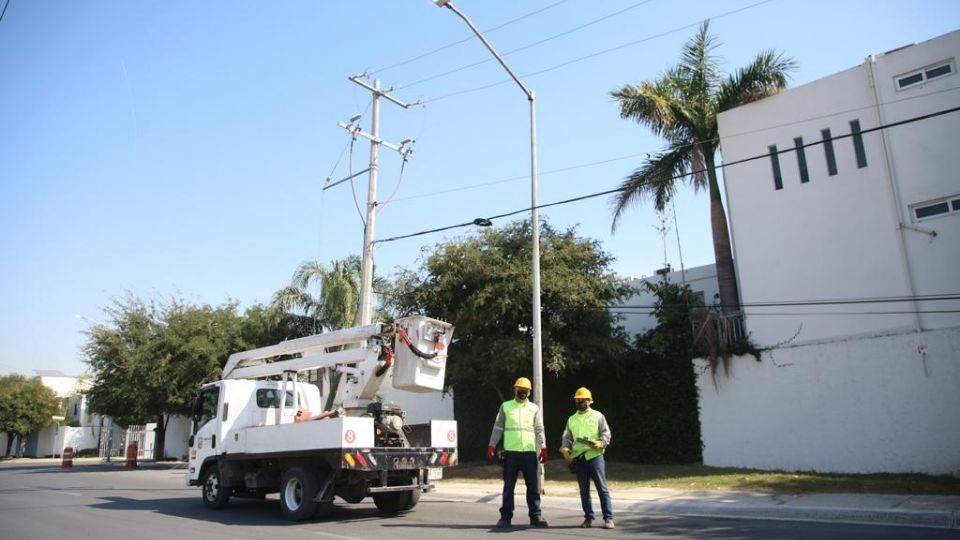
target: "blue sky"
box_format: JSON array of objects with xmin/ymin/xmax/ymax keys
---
[{"xmin": 1, "ymin": 0, "xmax": 958, "ymax": 377}]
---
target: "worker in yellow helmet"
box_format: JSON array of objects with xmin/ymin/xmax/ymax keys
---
[
  {"xmin": 560, "ymin": 387, "xmax": 614, "ymax": 529},
  {"xmin": 487, "ymin": 376, "xmax": 549, "ymax": 529}
]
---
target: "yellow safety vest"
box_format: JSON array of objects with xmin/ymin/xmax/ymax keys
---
[
  {"xmin": 502, "ymin": 400, "xmax": 538, "ymax": 452},
  {"xmin": 567, "ymin": 409, "xmax": 604, "ymax": 460}
]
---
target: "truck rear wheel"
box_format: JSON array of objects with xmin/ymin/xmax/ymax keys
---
[
  {"xmin": 372, "ymin": 477, "xmax": 420, "ymax": 513},
  {"xmin": 280, "ymin": 467, "xmax": 319, "ymax": 521},
  {"xmin": 201, "ymin": 466, "xmax": 231, "ymax": 509}
]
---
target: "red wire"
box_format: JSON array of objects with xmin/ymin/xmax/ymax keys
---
[
  {"xmin": 348, "ymin": 137, "xmax": 365, "ymax": 226},
  {"xmin": 377, "ymin": 159, "xmax": 407, "ymax": 211}
]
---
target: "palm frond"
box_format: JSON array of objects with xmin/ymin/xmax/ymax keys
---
[
  {"xmin": 291, "ymin": 260, "xmax": 326, "ymax": 290},
  {"xmin": 717, "ymin": 49, "xmax": 797, "ymax": 112},
  {"xmin": 610, "ymin": 148, "xmax": 690, "ymax": 231},
  {"xmin": 610, "ymin": 80, "xmax": 681, "ymax": 140}
]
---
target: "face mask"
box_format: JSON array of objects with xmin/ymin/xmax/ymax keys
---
[
  {"xmin": 576, "ymin": 401, "xmax": 589, "ymax": 411},
  {"xmin": 515, "ymin": 390, "xmax": 529, "ymax": 400}
]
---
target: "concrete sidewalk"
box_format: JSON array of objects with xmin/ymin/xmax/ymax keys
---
[{"xmin": 429, "ymin": 480, "xmax": 960, "ymax": 530}]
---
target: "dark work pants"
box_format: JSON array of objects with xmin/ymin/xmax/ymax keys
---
[
  {"xmin": 499, "ymin": 451, "xmax": 541, "ymax": 520},
  {"xmin": 575, "ymin": 454, "xmax": 613, "ymax": 520}
]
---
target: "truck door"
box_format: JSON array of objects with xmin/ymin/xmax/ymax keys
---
[{"xmin": 187, "ymin": 384, "xmax": 221, "ymax": 483}]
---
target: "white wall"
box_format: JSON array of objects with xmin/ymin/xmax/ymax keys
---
[
  {"xmin": 704, "ymin": 30, "xmax": 960, "ymax": 475},
  {"xmin": 717, "ymin": 30, "xmax": 960, "ymax": 348},
  {"xmin": 695, "ymin": 327, "xmax": 960, "ymax": 475},
  {"xmin": 616, "ymin": 264, "xmax": 719, "ymax": 338}
]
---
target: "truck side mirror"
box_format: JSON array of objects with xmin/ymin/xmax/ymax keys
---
[{"xmin": 188, "ymin": 435, "xmax": 195, "ymax": 447}]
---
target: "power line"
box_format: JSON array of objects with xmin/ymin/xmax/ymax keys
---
[
  {"xmin": 0, "ymin": 0, "xmax": 10, "ymax": 25},
  {"xmin": 367, "ymin": 0, "xmax": 571, "ymax": 76},
  {"xmin": 419, "ymin": 0, "xmax": 777, "ymax": 105},
  {"xmin": 374, "ymin": 104, "xmax": 960, "ymax": 244},
  {"xmin": 609, "ymin": 309, "xmax": 960, "ymax": 316},
  {"xmin": 385, "ymin": 40, "xmax": 960, "ymax": 208},
  {"xmin": 395, "ymin": 0, "xmax": 658, "ymax": 91},
  {"xmin": 611, "ymin": 293, "xmax": 960, "ymax": 310}
]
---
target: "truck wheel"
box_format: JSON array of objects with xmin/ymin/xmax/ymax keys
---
[
  {"xmin": 280, "ymin": 467, "xmax": 319, "ymax": 521},
  {"xmin": 373, "ymin": 477, "xmax": 420, "ymax": 513},
  {"xmin": 201, "ymin": 466, "xmax": 231, "ymax": 509}
]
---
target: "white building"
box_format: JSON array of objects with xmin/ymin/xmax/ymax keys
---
[
  {"xmin": 616, "ymin": 264, "xmax": 719, "ymax": 338},
  {"xmin": 702, "ymin": 30, "xmax": 960, "ymax": 474}
]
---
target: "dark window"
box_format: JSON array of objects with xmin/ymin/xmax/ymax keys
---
[
  {"xmin": 897, "ymin": 72, "xmax": 924, "ymax": 88},
  {"xmin": 850, "ymin": 120, "xmax": 868, "ymax": 168},
  {"xmin": 794, "ymin": 137, "xmax": 809, "ymax": 183},
  {"xmin": 769, "ymin": 145, "xmax": 783, "ymax": 190},
  {"xmin": 256, "ymin": 389, "xmax": 294, "ymax": 408},
  {"xmin": 952, "ymin": 199, "xmax": 960, "ymax": 212},
  {"xmin": 193, "ymin": 386, "xmax": 220, "ymax": 433},
  {"xmin": 926, "ymin": 63, "xmax": 952, "ymax": 79},
  {"xmin": 821, "ymin": 128, "xmax": 838, "ymax": 176},
  {"xmin": 915, "ymin": 202, "xmax": 950, "ymax": 219}
]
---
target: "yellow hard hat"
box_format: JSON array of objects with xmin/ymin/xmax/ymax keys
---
[
  {"xmin": 573, "ymin": 387, "xmax": 592, "ymax": 400},
  {"xmin": 514, "ymin": 377, "xmax": 532, "ymax": 390}
]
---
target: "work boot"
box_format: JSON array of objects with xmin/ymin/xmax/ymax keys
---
[
  {"xmin": 495, "ymin": 518, "xmax": 511, "ymax": 529},
  {"xmin": 530, "ymin": 516, "xmax": 549, "ymax": 528},
  {"xmin": 580, "ymin": 518, "xmax": 593, "ymax": 528},
  {"xmin": 603, "ymin": 518, "xmax": 615, "ymax": 529}
]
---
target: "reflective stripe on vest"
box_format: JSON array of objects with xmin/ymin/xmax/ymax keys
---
[
  {"xmin": 502, "ymin": 400, "xmax": 538, "ymax": 452},
  {"xmin": 568, "ymin": 409, "xmax": 603, "ymax": 460}
]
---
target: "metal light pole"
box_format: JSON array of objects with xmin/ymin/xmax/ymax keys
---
[{"xmin": 431, "ymin": 0, "xmax": 545, "ymax": 492}]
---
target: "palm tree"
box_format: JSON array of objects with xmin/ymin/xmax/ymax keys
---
[
  {"xmin": 272, "ymin": 255, "xmax": 363, "ymax": 332},
  {"xmin": 610, "ymin": 20, "xmax": 795, "ymax": 313}
]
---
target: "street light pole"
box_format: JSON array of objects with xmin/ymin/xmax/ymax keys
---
[{"xmin": 432, "ymin": 0, "xmax": 545, "ymax": 493}]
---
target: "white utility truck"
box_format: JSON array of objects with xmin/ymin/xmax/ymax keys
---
[{"xmin": 186, "ymin": 316, "xmax": 457, "ymax": 521}]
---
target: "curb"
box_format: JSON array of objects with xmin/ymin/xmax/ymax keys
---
[{"xmin": 637, "ymin": 501, "xmax": 960, "ymax": 530}]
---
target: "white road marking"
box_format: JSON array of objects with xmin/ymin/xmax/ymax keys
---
[{"xmin": 309, "ymin": 530, "xmax": 371, "ymax": 540}]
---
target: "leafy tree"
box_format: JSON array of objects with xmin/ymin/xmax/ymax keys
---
[
  {"xmin": 384, "ymin": 220, "xmax": 632, "ymax": 399},
  {"xmin": 83, "ymin": 296, "xmax": 311, "ymax": 460},
  {"xmin": 0, "ymin": 374, "xmax": 61, "ymax": 457},
  {"xmin": 84, "ymin": 297, "xmax": 239, "ymax": 460},
  {"xmin": 610, "ymin": 20, "xmax": 795, "ymax": 313}
]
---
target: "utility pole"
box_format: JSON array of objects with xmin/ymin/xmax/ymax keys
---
[{"xmin": 325, "ymin": 76, "xmax": 415, "ymax": 326}]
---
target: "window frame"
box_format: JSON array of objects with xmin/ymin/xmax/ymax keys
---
[
  {"xmin": 895, "ymin": 59, "xmax": 955, "ymax": 91},
  {"xmin": 910, "ymin": 195, "xmax": 960, "ymax": 222}
]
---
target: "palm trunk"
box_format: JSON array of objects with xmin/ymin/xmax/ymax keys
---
[{"xmin": 705, "ymin": 152, "xmax": 741, "ymax": 313}]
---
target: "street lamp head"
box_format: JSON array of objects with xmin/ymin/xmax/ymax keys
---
[{"xmin": 432, "ymin": 0, "xmax": 451, "ymax": 7}]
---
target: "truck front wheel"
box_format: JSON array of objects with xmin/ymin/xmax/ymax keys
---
[
  {"xmin": 280, "ymin": 467, "xmax": 319, "ymax": 521},
  {"xmin": 201, "ymin": 466, "xmax": 231, "ymax": 509}
]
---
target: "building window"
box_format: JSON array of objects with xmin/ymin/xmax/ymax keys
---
[
  {"xmin": 821, "ymin": 128, "xmax": 838, "ymax": 176},
  {"xmin": 769, "ymin": 145, "xmax": 783, "ymax": 190},
  {"xmin": 794, "ymin": 137, "xmax": 809, "ymax": 183},
  {"xmin": 850, "ymin": 120, "xmax": 868, "ymax": 168},
  {"xmin": 911, "ymin": 195, "xmax": 960, "ymax": 222},
  {"xmin": 896, "ymin": 59, "xmax": 955, "ymax": 90}
]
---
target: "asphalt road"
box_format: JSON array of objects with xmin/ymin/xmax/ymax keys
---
[{"xmin": 0, "ymin": 463, "xmax": 957, "ymax": 540}]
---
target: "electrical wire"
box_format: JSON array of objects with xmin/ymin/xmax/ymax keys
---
[
  {"xmin": 368, "ymin": 0, "xmax": 572, "ymax": 76},
  {"xmin": 389, "ymin": 60, "xmax": 960, "ymax": 207},
  {"xmin": 610, "ymin": 293, "xmax": 960, "ymax": 310},
  {"xmin": 374, "ymin": 104, "xmax": 960, "ymax": 244},
  {"xmin": 0, "ymin": 0, "xmax": 10, "ymax": 25},
  {"xmin": 395, "ymin": 0, "xmax": 658, "ymax": 91},
  {"xmin": 419, "ymin": 0, "xmax": 777, "ymax": 105},
  {"xmin": 376, "ymin": 158, "xmax": 407, "ymax": 211},
  {"xmin": 347, "ymin": 137, "xmax": 366, "ymax": 227}
]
